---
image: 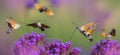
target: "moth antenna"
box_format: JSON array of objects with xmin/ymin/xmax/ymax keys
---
[
  {"xmin": 68, "ymin": 22, "xmax": 80, "ymax": 41},
  {"xmin": 72, "ymin": 22, "xmax": 78, "ymax": 26},
  {"xmin": 68, "ymin": 27, "xmax": 77, "ymax": 41}
]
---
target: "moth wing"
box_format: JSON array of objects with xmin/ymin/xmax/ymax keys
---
[
  {"xmin": 110, "ymin": 29, "xmax": 116, "ymax": 37},
  {"xmin": 27, "ymin": 23, "xmax": 38, "ymax": 28},
  {"xmin": 35, "ymin": 4, "xmax": 43, "ymax": 10},
  {"xmin": 82, "ymin": 22, "xmax": 94, "ymax": 31},
  {"xmin": 41, "ymin": 24, "xmax": 50, "ymax": 28},
  {"xmin": 45, "ymin": 9, "xmax": 54, "ymax": 16},
  {"xmin": 6, "ymin": 18, "xmax": 16, "ymax": 28},
  {"xmin": 87, "ymin": 21, "xmax": 98, "ymax": 31}
]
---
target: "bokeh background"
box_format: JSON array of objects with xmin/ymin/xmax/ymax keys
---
[{"xmin": 0, "ymin": 0, "xmax": 120, "ymax": 55}]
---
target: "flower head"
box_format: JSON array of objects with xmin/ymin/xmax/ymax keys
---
[
  {"xmin": 91, "ymin": 39, "xmax": 120, "ymax": 55},
  {"xmin": 49, "ymin": 0, "xmax": 61, "ymax": 7},
  {"xmin": 14, "ymin": 32, "xmax": 45, "ymax": 55},
  {"xmin": 26, "ymin": 0, "xmax": 39, "ymax": 9},
  {"xmin": 42, "ymin": 40, "xmax": 81, "ymax": 55}
]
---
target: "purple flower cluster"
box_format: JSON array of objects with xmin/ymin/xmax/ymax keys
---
[
  {"xmin": 49, "ymin": 0, "xmax": 61, "ymax": 7},
  {"xmin": 39, "ymin": 39, "xmax": 81, "ymax": 55},
  {"xmin": 14, "ymin": 32, "xmax": 81, "ymax": 55},
  {"xmin": 26, "ymin": 0, "xmax": 39, "ymax": 9},
  {"xmin": 91, "ymin": 39, "xmax": 120, "ymax": 55},
  {"xmin": 13, "ymin": 32, "xmax": 44, "ymax": 55}
]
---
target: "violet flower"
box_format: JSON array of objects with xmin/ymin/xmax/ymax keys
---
[
  {"xmin": 49, "ymin": 0, "xmax": 61, "ymax": 7},
  {"xmin": 91, "ymin": 39, "xmax": 120, "ymax": 55},
  {"xmin": 26, "ymin": 0, "xmax": 39, "ymax": 9},
  {"xmin": 13, "ymin": 32, "xmax": 44, "ymax": 55},
  {"xmin": 14, "ymin": 32, "xmax": 81, "ymax": 55},
  {"xmin": 38, "ymin": 39, "xmax": 81, "ymax": 55}
]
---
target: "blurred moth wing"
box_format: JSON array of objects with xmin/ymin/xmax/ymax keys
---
[
  {"xmin": 27, "ymin": 20, "xmax": 42, "ymax": 28},
  {"xmin": 35, "ymin": 4, "xmax": 43, "ymax": 10},
  {"xmin": 40, "ymin": 24, "xmax": 50, "ymax": 31},
  {"xmin": 86, "ymin": 29, "xmax": 94, "ymax": 35},
  {"xmin": 109, "ymin": 29, "xmax": 116, "ymax": 37},
  {"xmin": 6, "ymin": 18, "xmax": 16, "ymax": 28},
  {"xmin": 45, "ymin": 9, "xmax": 54, "ymax": 16}
]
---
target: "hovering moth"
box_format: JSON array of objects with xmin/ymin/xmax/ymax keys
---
[
  {"xmin": 27, "ymin": 20, "xmax": 50, "ymax": 31},
  {"xmin": 6, "ymin": 17, "xmax": 20, "ymax": 34},
  {"xmin": 35, "ymin": 4, "xmax": 54, "ymax": 16}
]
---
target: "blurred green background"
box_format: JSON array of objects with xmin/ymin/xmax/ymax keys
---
[{"xmin": 0, "ymin": 0, "xmax": 120, "ymax": 55}]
